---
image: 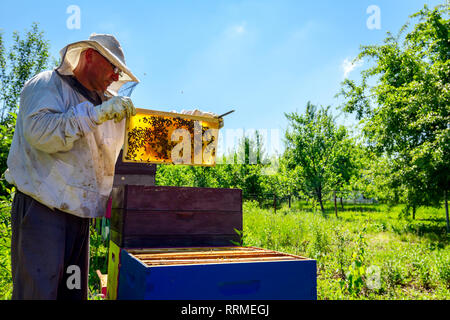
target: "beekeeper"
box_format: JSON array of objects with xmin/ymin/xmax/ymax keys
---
[
  {"xmin": 5, "ymin": 33, "xmax": 220, "ymax": 300},
  {"xmin": 4, "ymin": 33, "xmax": 139, "ymax": 300},
  {"xmin": 6, "ymin": 32, "xmax": 223, "ymax": 300}
]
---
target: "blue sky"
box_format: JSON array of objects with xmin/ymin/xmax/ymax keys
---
[{"xmin": 0, "ymin": 0, "xmax": 444, "ymax": 155}]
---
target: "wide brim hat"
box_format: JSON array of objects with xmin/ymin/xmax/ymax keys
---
[{"xmin": 56, "ymin": 33, "xmax": 139, "ymax": 96}]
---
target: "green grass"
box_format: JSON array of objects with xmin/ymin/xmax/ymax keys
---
[
  {"xmin": 242, "ymin": 200, "xmax": 450, "ymax": 299},
  {"xmin": 0, "ymin": 221, "xmax": 110, "ymax": 300},
  {"xmin": 0, "ymin": 198, "xmax": 12, "ymax": 300},
  {"xmin": 88, "ymin": 223, "xmax": 109, "ymax": 300},
  {"xmin": 1, "ymin": 199, "xmax": 449, "ymax": 300}
]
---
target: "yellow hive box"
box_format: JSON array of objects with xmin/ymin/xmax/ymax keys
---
[{"xmin": 123, "ymin": 108, "xmax": 220, "ymax": 166}]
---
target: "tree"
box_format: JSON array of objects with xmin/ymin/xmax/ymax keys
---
[
  {"xmin": 350, "ymin": 149, "xmax": 396, "ymax": 204},
  {"xmin": 283, "ymin": 102, "xmax": 354, "ymax": 213},
  {"xmin": 0, "ymin": 23, "xmax": 51, "ymax": 196},
  {"xmin": 330, "ymin": 133, "xmax": 361, "ymax": 210},
  {"xmin": 337, "ymin": 4, "xmax": 449, "ymax": 226},
  {"xmin": 226, "ymin": 132, "xmax": 267, "ymax": 198},
  {"xmin": 259, "ymin": 155, "xmax": 297, "ymax": 204}
]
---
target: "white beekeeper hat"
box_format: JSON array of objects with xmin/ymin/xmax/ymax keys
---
[{"xmin": 56, "ymin": 33, "xmax": 139, "ymax": 96}]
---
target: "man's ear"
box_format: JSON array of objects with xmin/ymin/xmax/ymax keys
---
[{"xmin": 84, "ymin": 48, "xmax": 95, "ymax": 63}]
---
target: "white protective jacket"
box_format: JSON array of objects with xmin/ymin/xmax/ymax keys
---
[{"xmin": 5, "ymin": 70, "xmax": 125, "ymax": 218}]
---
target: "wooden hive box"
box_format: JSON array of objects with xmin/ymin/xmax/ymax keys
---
[
  {"xmin": 106, "ymin": 185, "xmax": 317, "ymax": 300},
  {"xmin": 93, "ymin": 152, "xmax": 156, "ymax": 241},
  {"xmin": 113, "ymin": 149, "xmax": 157, "ymax": 186},
  {"xmin": 109, "ymin": 185, "xmax": 242, "ymax": 248}
]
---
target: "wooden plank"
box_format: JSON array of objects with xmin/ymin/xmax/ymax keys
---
[
  {"xmin": 139, "ymin": 256, "xmax": 300, "ymax": 263},
  {"xmin": 133, "ymin": 108, "xmax": 221, "ymax": 124},
  {"xmin": 113, "ymin": 174, "xmax": 155, "ymax": 187},
  {"xmin": 118, "ymin": 185, "xmax": 242, "ymax": 211},
  {"xmin": 109, "ymin": 208, "xmax": 124, "ymax": 233},
  {"xmin": 129, "ymin": 246, "xmax": 309, "ymax": 262},
  {"xmin": 106, "ymin": 241, "xmax": 122, "ymax": 300},
  {"xmin": 114, "ymin": 150, "xmax": 157, "ymax": 175},
  {"xmin": 126, "ymin": 246, "xmax": 256, "ymax": 254},
  {"xmin": 109, "ymin": 229, "xmax": 123, "ymax": 248},
  {"xmin": 138, "ymin": 256, "xmax": 301, "ymax": 266},
  {"xmin": 130, "ymin": 247, "xmax": 302, "ymax": 258},
  {"xmin": 134, "ymin": 252, "xmax": 287, "ymax": 260},
  {"xmin": 123, "ymin": 210, "xmax": 242, "ymax": 235},
  {"xmin": 131, "ymin": 250, "xmax": 267, "ymax": 258},
  {"xmin": 111, "ymin": 187, "xmax": 125, "ymax": 210},
  {"xmin": 120, "ymin": 234, "xmax": 241, "ymax": 248},
  {"xmin": 136, "ymin": 254, "xmax": 301, "ymax": 263}
]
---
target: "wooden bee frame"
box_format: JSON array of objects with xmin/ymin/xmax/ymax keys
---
[
  {"xmin": 123, "ymin": 108, "xmax": 220, "ymax": 166},
  {"xmin": 126, "ymin": 246, "xmax": 311, "ymax": 267}
]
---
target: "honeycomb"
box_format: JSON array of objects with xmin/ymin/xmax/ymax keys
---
[{"xmin": 123, "ymin": 109, "xmax": 220, "ymax": 166}]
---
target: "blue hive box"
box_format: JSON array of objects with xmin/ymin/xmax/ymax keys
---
[
  {"xmin": 106, "ymin": 185, "xmax": 317, "ymax": 300},
  {"xmin": 115, "ymin": 246, "xmax": 316, "ymax": 300}
]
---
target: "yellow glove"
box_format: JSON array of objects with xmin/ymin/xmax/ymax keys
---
[{"xmin": 94, "ymin": 96, "xmax": 136, "ymax": 124}]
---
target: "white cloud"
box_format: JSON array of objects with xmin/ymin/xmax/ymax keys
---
[{"xmin": 342, "ymin": 57, "xmax": 363, "ymax": 78}]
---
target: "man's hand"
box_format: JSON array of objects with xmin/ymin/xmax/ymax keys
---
[
  {"xmin": 180, "ymin": 109, "xmax": 224, "ymax": 129},
  {"xmin": 94, "ymin": 96, "xmax": 136, "ymax": 124}
]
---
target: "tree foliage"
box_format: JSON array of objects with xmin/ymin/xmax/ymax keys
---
[
  {"xmin": 155, "ymin": 131, "xmax": 270, "ymax": 199},
  {"xmin": 0, "ymin": 23, "xmax": 50, "ymax": 121},
  {"xmin": 283, "ymin": 102, "xmax": 357, "ymax": 212},
  {"xmin": 0, "ymin": 23, "xmax": 51, "ymax": 196},
  {"xmin": 337, "ymin": 4, "xmax": 449, "ymax": 210}
]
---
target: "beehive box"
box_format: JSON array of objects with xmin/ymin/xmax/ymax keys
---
[
  {"xmin": 116, "ymin": 246, "xmax": 317, "ymax": 300},
  {"xmin": 106, "ymin": 185, "xmax": 317, "ymax": 300},
  {"xmin": 109, "ymin": 185, "xmax": 242, "ymax": 248},
  {"xmin": 114, "ymin": 149, "xmax": 157, "ymax": 186},
  {"xmin": 94, "ymin": 152, "xmax": 157, "ymax": 241},
  {"xmin": 123, "ymin": 108, "xmax": 220, "ymax": 166}
]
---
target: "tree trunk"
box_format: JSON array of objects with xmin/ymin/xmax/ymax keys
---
[
  {"xmin": 317, "ymin": 189, "xmax": 325, "ymax": 213},
  {"xmin": 445, "ymin": 190, "xmax": 449, "ymax": 234},
  {"xmin": 412, "ymin": 205, "xmax": 416, "ymax": 220},
  {"xmin": 340, "ymin": 196, "xmax": 344, "ymax": 210},
  {"xmin": 334, "ymin": 191, "xmax": 338, "ymax": 218},
  {"xmin": 273, "ymin": 194, "xmax": 277, "ymax": 214}
]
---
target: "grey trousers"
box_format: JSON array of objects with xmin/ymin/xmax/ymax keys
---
[{"xmin": 10, "ymin": 190, "xmax": 90, "ymax": 300}]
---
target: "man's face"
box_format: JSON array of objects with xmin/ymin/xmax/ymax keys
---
[{"xmin": 85, "ymin": 48, "xmax": 120, "ymax": 92}]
